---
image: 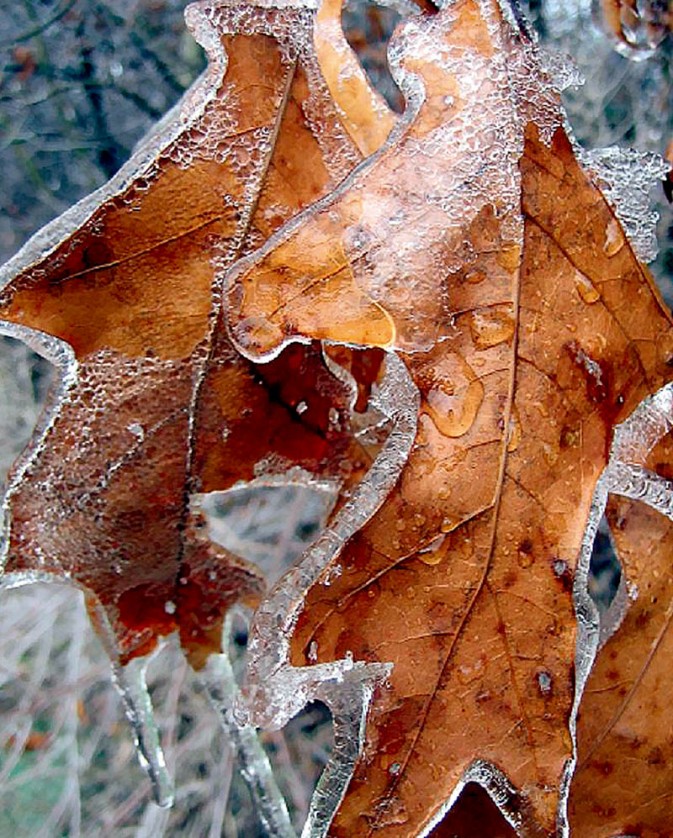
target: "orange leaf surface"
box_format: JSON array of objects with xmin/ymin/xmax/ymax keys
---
[
  {"xmin": 226, "ymin": 0, "xmax": 673, "ymax": 834},
  {"xmin": 0, "ymin": 0, "xmax": 394, "ymax": 807},
  {"xmin": 569, "ymin": 424, "xmax": 673, "ymax": 836}
]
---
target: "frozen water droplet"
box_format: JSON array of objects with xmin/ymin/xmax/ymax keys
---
[
  {"xmin": 164, "ymin": 600, "xmax": 176, "ymax": 615},
  {"xmin": 574, "ymin": 270, "xmax": 601, "ymax": 305},
  {"xmin": 603, "ymin": 218, "xmax": 624, "ymax": 257},
  {"xmin": 553, "ymin": 559, "xmax": 568, "ymax": 577},
  {"xmin": 507, "ymin": 411, "xmax": 522, "ymax": 454},
  {"xmin": 457, "ymin": 656, "xmax": 486, "ymax": 685},
  {"xmin": 296, "ymin": 400, "xmax": 308, "ymax": 415},
  {"xmin": 469, "ymin": 308, "xmax": 515, "ymax": 349},
  {"xmin": 308, "ymin": 639, "xmax": 319, "ymax": 663},
  {"xmin": 537, "ymin": 670, "xmax": 552, "ymax": 696},
  {"xmin": 424, "ymin": 356, "xmax": 484, "ymax": 438},
  {"xmin": 322, "ymin": 563, "xmax": 343, "ymax": 586},
  {"xmin": 113, "ymin": 657, "xmax": 174, "ymax": 808},
  {"xmin": 418, "ymin": 534, "xmax": 446, "ymax": 566},
  {"xmin": 517, "ymin": 539, "xmax": 534, "ymax": 568},
  {"xmin": 127, "ymin": 422, "xmax": 145, "ymax": 442}
]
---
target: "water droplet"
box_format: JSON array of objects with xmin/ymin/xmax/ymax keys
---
[
  {"xmin": 469, "ymin": 307, "xmax": 515, "ymax": 350},
  {"xmin": 440, "ymin": 516, "xmax": 457, "ymax": 533},
  {"xmin": 464, "ymin": 268, "xmax": 486, "ymax": 284},
  {"xmin": 424, "ymin": 353, "xmax": 484, "ymax": 438},
  {"xmin": 517, "ymin": 538, "xmax": 534, "ymax": 568},
  {"xmin": 496, "ymin": 242, "xmax": 521, "ymax": 272},
  {"xmin": 537, "ymin": 670, "xmax": 552, "ymax": 696},
  {"xmin": 553, "ymin": 559, "xmax": 567, "ymax": 577},
  {"xmin": 417, "ymin": 534, "xmax": 446, "ymax": 566},
  {"xmin": 507, "ymin": 408, "xmax": 522, "ymax": 453},
  {"xmin": 127, "ymin": 422, "xmax": 145, "ymax": 442},
  {"xmin": 296, "ymin": 400, "xmax": 308, "ymax": 415},
  {"xmin": 574, "ymin": 269, "xmax": 601, "ymax": 304},
  {"xmin": 322, "ymin": 563, "xmax": 342, "ymax": 586},
  {"xmin": 603, "ymin": 219, "xmax": 624, "ymax": 257},
  {"xmin": 457, "ymin": 656, "xmax": 486, "ymax": 685},
  {"xmin": 164, "ymin": 600, "xmax": 176, "ymax": 615}
]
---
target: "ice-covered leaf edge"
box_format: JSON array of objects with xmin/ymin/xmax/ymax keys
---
[{"xmin": 220, "ymin": 0, "xmax": 673, "ymax": 833}]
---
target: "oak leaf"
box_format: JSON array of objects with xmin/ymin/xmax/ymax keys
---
[
  {"xmin": 0, "ymin": 0, "xmax": 389, "ymax": 806},
  {"xmin": 226, "ymin": 0, "xmax": 673, "ymax": 834},
  {"xmin": 569, "ymin": 420, "xmax": 673, "ymax": 836}
]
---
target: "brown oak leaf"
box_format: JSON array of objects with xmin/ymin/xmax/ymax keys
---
[
  {"xmin": 226, "ymin": 0, "xmax": 673, "ymax": 834},
  {"xmin": 0, "ymin": 0, "xmax": 392, "ymax": 804},
  {"xmin": 569, "ymin": 422, "xmax": 673, "ymax": 836}
]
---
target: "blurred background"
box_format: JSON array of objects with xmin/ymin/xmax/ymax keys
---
[{"xmin": 0, "ymin": 1, "xmax": 671, "ymax": 835}]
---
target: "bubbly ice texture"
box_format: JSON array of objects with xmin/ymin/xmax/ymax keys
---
[
  {"xmin": 1, "ymin": 0, "xmax": 671, "ymax": 832},
  {"xmin": 224, "ymin": 0, "xmax": 673, "ymax": 833},
  {"xmin": 580, "ymin": 146, "xmax": 669, "ymax": 263},
  {"xmin": 0, "ymin": 0, "xmax": 371, "ymax": 809}
]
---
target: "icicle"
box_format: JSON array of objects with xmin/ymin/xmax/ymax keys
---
[
  {"xmin": 112, "ymin": 655, "xmax": 174, "ymax": 808},
  {"xmin": 198, "ymin": 618, "xmax": 296, "ymax": 838}
]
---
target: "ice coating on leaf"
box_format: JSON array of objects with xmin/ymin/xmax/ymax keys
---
[
  {"xmin": 0, "ymin": 0, "xmax": 379, "ymax": 660},
  {"xmin": 224, "ymin": 0, "xmax": 673, "ymax": 833},
  {"xmin": 420, "ymin": 759, "xmax": 524, "ymax": 835},
  {"xmin": 239, "ymin": 353, "xmax": 418, "ymax": 836},
  {"xmin": 0, "ymin": 0, "xmax": 390, "ymax": 808},
  {"xmin": 580, "ymin": 145, "xmax": 669, "ymax": 262},
  {"xmin": 226, "ymin": 0, "xmax": 586, "ymax": 360},
  {"xmin": 569, "ymin": 382, "xmax": 673, "ymax": 835},
  {"xmin": 313, "ymin": 0, "xmax": 397, "ymax": 155},
  {"xmin": 537, "ymin": 47, "xmax": 585, "ymax": 92},
  {"xmin": 199, "ymin": 619, "xmax": 295, "ymax": 837}
]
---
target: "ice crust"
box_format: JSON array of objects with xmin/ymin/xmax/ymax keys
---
[
  {"xmin": 0, "ymin": 0, "xmax": 671, "ymax": 832},
  {"xmin": 239, "ymin": 353, "xmax": 419, "ymax": 837},
  {"xmin": 580, "ymin": 146, "xmax": 669, "ymax": 263}
]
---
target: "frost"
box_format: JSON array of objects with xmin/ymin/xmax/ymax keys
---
[
  {"xmin": 579, "ymin": 146, "xmax": 669, "ymax": 262},
  {"xmin": 420, "ymin": 760, "xmax": 524, "ymax": 836}
]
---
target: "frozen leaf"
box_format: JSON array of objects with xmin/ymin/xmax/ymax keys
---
[
  {"xmin": 0, "ymin": 0, "xmax": 390, "ymax": 804},
  {"xmin": 227, "ymin": 0, "xmax": 673, "ymax": 834},
  {"xmin": 569, "ymin": 388, "xmax": 673, "ymax": 836}
]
